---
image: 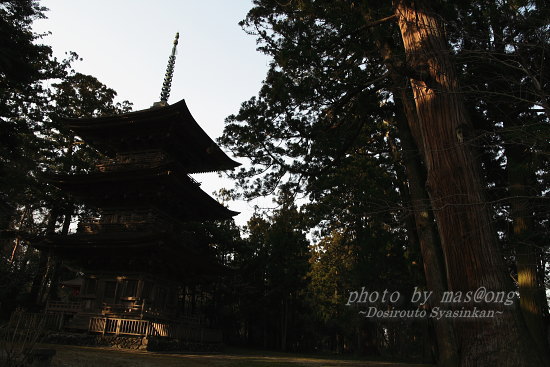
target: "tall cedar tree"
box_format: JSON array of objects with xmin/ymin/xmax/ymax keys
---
[
  {"xmin": 394, "ymin": 1, "xmax": 544, "ymax": 365},
  {"xmin": 221, "ymin": 0, "xmax": 549, "ymax": 365}
]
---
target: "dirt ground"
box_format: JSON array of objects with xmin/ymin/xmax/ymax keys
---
[{"xmin": 46, "ymin": 344, "xmax": 432, "ymax": 367}]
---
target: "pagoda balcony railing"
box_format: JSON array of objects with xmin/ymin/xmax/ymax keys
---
[
  {"xmin": 101, "ymin": 302, "xmax": 146, "ymax": 318},
  {"xmin": 94, "ymin": 150, "xmax": 201, "ymax": 186},
  {"xmin": 88, "ymin": 317, "xmax": 222, "ymax": 343},
  {"xmin": 96, "ymin": 150, "xmax": 168, "ymax": 172},
  {"xmin": 99, "ymin": 300, "xmax": 200, "ymax": 326},
  {"xmin": 77, "ymin": 221, "xmax": 172, "ymax": 234},
  {"xmin": 77, "ymin": 209, "xmax": 173, "ymax": 234},
  {"xmin": 45, "ymin": 300, "xmax": 82, "ymax": 314}
]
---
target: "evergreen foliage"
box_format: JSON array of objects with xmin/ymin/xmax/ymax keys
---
[
  {"xmin": 218, "ymin": 0, "xmax": 549, "ymax": 364},
  {"xmin": 0, "ymin": 0, "xmax": 132, "ymax": 314}
]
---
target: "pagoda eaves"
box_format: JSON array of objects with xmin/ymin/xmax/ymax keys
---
[
  {"xmin": 61, "ymin": 99, "xmax": 239, "ymax": 173},
  {"xmin": 46, "ymin": 165, "xmax": 239, "ymax": 222}
]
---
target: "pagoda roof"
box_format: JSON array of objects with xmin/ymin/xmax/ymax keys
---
[
  {"xmin": 46, "ymin": 164, "xmax": 239, "ymax": 222},
  {"xmin": 34, "ymin": 231, "xmax": 228, "ymax": 279},
  {"xmin": 60, "ymin": 99, "xmax": 239, "ymax": 173}
]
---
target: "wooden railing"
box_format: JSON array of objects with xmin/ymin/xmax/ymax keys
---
[
  {"xmin": 89, "ymin": 317, "xmax": 222, "ymax": 343},
  {"xmin": 45, "ymin": 301, "xmax": 82, "ymax": 314},
  {"xmin": 100, "ymin": 302, "xmax": 200, "ymax": 326},
  {"xmin": 90, "ymin": 318, "xmax": 149, "ymax": 336},
  {"xmin": 101, "ymin": 303, "xmax": 145, "ymax": 318},
  {"xmin": 96, "ymin": 150, "xmax": 168, "ymax": 172},
  {"xmin": 77, "ymin": 209, "xmax": 173, "ymax": 234}
]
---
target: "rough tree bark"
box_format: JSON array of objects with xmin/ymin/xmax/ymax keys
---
[
  {"xmin": 393, "ymin": 1, "xmax": 544, "ymax": 365},
  {"xmin": 373, "ymin": 34, "xmax": 459, "ymax": 367},
  {"xmin": 394, "ymin": 103, "xmax": 459, "ymax": 367}
]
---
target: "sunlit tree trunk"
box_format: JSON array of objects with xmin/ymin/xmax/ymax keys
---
[
  {"xmin": 394, "ymin": 105, "xmax": 459, "ymax": 367},
  {"xmin": 373, "ymin": 32, "xmax": 459, "ymax": 367},
  {"xmin": 393, "ymin": 1, "xmax": 544, "ymax": 365}
]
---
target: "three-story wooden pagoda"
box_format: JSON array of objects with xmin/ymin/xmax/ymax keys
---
[{"xmin": 37, "ymin": 34, "xmax": 238, "ymax": 343}]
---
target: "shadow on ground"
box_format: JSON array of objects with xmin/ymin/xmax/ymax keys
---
[{"xmin": 47, "ymin": 344, "xmax": 433, "ymax": 367}]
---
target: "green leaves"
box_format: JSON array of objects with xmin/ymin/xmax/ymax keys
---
[
  {"xmin": 220, "ymin": 0, "xmax": 393, "ymax": 201},
  {"xmin": 0, "ymin": 0, "xmax": 133, "ymax": 247}
]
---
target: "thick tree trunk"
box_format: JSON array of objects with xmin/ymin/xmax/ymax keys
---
[
  {"xmin": 373, "ymin": 33, "xmax": 459, "ymax": 367},
  {"xmin": 395, "ymin": 107, "xmax": 459, "ymax": 367},
  {"xmin": 394, "ymin": 1, "xmax": 543, "ymax": 366}
]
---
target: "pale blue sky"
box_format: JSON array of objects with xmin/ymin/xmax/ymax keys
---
[{"xmin": 33, "ymin": 0, "xmax": 272, "ymax": 225}]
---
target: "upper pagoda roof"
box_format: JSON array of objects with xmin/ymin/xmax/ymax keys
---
[
  {"xmin": 46, "ymin": 164, "xmax": 239, "ymax": 222},
  {"xmin": 61, "ymin": 99, "xmax": 239, "ymax": 173}
]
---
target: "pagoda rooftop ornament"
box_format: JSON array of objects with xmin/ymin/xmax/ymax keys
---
[{"xmin": 153, "ymin": 32, "xmax": 179, "ymax": 108}]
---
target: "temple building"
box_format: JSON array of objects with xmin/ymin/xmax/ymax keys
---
[{"xmin": 37, "ymin": 33, "xmax": 238, "ymax": 344}]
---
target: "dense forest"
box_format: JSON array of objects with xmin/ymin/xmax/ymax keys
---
[{"xmin": 1, "ymin": 1, "xmax": 549, "ymax": 367}]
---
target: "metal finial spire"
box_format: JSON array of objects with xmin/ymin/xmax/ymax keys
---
[{"xmin": 159, "ymin": 32, "xmax": 179, "ymax": 103}]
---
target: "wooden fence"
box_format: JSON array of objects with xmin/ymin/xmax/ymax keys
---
[
  {"xmin": 7, "ymin": 311, "xmax": 64, "ymax": 331},
  {"xmin": 89, "ymin": 317, "xmax": 222, "ymax": 343}
]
